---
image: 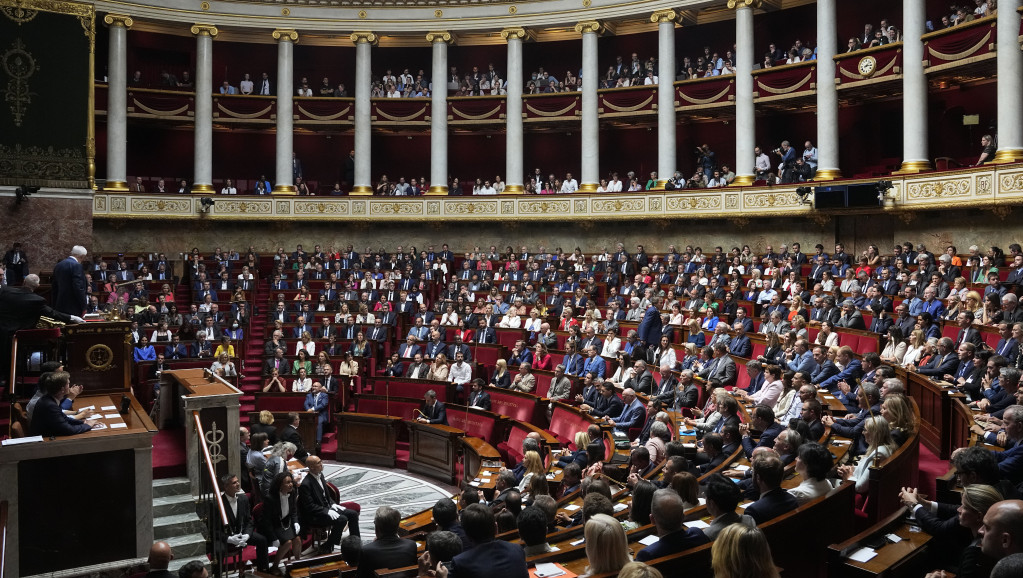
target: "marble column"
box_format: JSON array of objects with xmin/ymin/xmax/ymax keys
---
[
  {"xmin": 898, "ymin": 0, "xmax": 930, "ymax": 172},
  {"xmin": 729, "ymin": 0, "xmax": 757, "ymax": 185},
  {"xmin": 103, "ymin": 14, "xmax": 132, "ymax": 192},
  {"xmin": 651, "ymin": 10, "xmax": 679, "ymax": 188},
  {"xmin": 426, "ymin": 31, "xmax": 452, "ymax": 195},
  {"xmin": 190, "ymin": 24, "xmax": 217, "ymax": 193},
  {"xmin": 350, "ymin": 31, "xmax": 377, "ymax": 195},
  {"xmin": 272, "ymin": 29, "xmax": 298, "ymax": 194},
  {"xmin": 575, "ymin": 20, "xmax": 603, "ymax": 193},
  {"xmin": 814, "ymin": 0, "xmax": 840, "ymax": 180},
  {"xmin": 501, "ymin": 27, "xmax": 527, "ymax": 194},
  {"xmin": 994, "ymin": 0, "xmax": 1023, "ymax": 163}
]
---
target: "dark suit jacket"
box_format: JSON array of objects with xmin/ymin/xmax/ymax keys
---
[
  {"xmin": 468, "ymin": 390, "xmax": 491, "ymax": 411},
  {"xmin": 637, "ymin": 306, "xmax": 663, "ymax": 345},
  {"xmin": 0, "ymin": 285, "xmax": 72, "ymax": 335},
  {"xmin": 635, "ymin": 528, "xmax": 710, "ymax": 562},
  {"xmin": 30, "ymin": 395, "xmax": 91, "ymax": 437},
  {"xmin": 918, "ymin": 352, "xmax": 959, "ymax": 377},
  {"xmin": 421, "ymin": 401, "xmax": 448, "ymax": 425},
  {"xmin": 258, "ymin": 488, "xmax": 298, "ymax": 536},
  {"xmin": 356, "ymin": 535, "xmax": 418, "ymax": 578},
  {"xmin": 741, "ymin": 422, "xmax": 784, "ymax": 458},
  {"xmin": 281, "ymin": 425, "xmax": 308, "ymax": 459},
  {"xmin": 745, "ymin": 487, "xmax": 799, "ymax": 524},
  {"xmin": 590, "ymin": 394, "xmax": 624, "ymax": 418},
  {"xmin": 51, "ymin": 256, "xmax": 87, "ymax": 316},
  {"xmin": 298, "ymin": 473, "xmax": 337, "ymax": 526},
  {"xmin": 224, "ymin": 492, "xmax": 256, "ymax": 535},
  {"xmin": 450, "ymin": 539, "xmax": 528, "ymax": 578},
  {"xmin": 625, "ymin": 370, "xmax": 654, "ymax": 396}
]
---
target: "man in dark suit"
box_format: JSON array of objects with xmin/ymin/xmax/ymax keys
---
[
  {"xmin": 416, "ymin": 390, "xmax": 448, "ymax": 425},
  {"xmin": 356, "ymin": 507, "xmax": 418, "ymax": 578},
  {"xmin": 448, "ymin": 504, "xmax": 529, "ymax": 578},
  {"xmin": 281, "ymin": 412, "xmax": 309, "ymax": 460},
  {"xmin": 652, "ymin": 364, "xmax": 679, "ymax": 406},
  {"xmin": 745, "ymin": 454, "xmax": 798, "ymax": 524},
  {"xmin": 589, "ymin": 382, "xmax": 624, "ymax": 418},
  {"xmin": 728, "ymin": 322, "xmax": 753, "ymax": 358},
  {"xmin": 304, "ymin": 382, "xmax": 330, "ymax": 444},
  {"xmin": 953, "ymin": 311, "xmax": 984, "ymax": 349},
  {"xmin": 740, "ymin": 405, "xmax": 784, "ymax": 458},
  {"xmin": 447, "ymin": 335, "xmax": 471, "ymax": 362},
  {"xmin": 918, "ymin": 337, "xmax": 959, "ymax": 378},
  {"xmin": 623, "ymin": 359, "xmax": 654, "ymax": 396},
  {"xmin": 637, "ymin": 297, "xmax": 663, "ymax": 347},
  {"xmin": 0, "ymin": 274, "xmax": 78, "ymax": 379},
  {"xmin": 51, "ymin": 246, "xmax": 88, "ymax": 317},
  {"xmin": 30, "ymin": 371, "xmax": 98, "ymax": 437},
  {"xmin": 219, "ymin": 474, "xmax": 270, "ymax": 572},
  {"xmin": 698, "ymin": 343, "xmax": 737, "ymax": 386},
  {"xmin": 144, "ymin": 542, "xmax": 176, "ymax": 578},
  {"xmin": 299, "ymin": 456, "xmax": 360, "ymax": 555},
  {"xmin": 636, "ymin": 489, "xmax": 710, "ymax": 561},
  {"xmin": 468, "ymin": 379, "xmax": 491, "ymax": 411}
]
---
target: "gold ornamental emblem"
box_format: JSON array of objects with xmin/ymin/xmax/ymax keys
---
[{"xmin": 84, "ymin": 344, "xmax": 114, "ymax": 371}]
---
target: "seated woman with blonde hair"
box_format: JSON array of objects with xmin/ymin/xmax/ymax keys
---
[
  {"xmin": 711, "ymin": 524, "xmax": 780, "ymax": 578},
  {"xmin": 580, "ymin": 513, "xmax": 632, "ymax": 578}
]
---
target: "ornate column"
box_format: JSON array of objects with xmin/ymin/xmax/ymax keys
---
[
  {"xmin": 814, "ymin": 0, "xmax": 840, "ymax": 180},
  {"xmin": 426, "ymin": 31, "xmax": 452, "ymax": 195},
  {"xmin": 103, "ymin": 14, "xmax": 132, "ymax": 192},
  {"xmin": 651, "ymin": 10, "xmax": 679, "ymax": 188},
  {"xmin": 350, "ymin": 31, "xmax": 377, "ymax": 195},
  {"xmin": 273, "ymin": 29, "xmax": 298, "ymax": 194},
  {"xmin": 897, "ymin": 0, "xmax": 930, "ymax": 172},
  {"xmin": 502, "ymin": 27, "xmax": 527, "ymax": 194},
  {"xmin": 728, "ymin": 0, "xmax": 757, "ymax": 185},
  {"xmin": 190, "ymin": 24, "xmax": 218, "ymax": 193},
  {"xmin": 574, "ymin": 20, "xmax": 603, "ymax": 192},
  {"xmin": 994, "ymin": 0, "xmax": 1023, "ymax": 162}
]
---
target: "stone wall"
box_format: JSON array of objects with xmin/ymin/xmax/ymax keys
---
[{"xmin": 0, "ymin": 189, "xmax": 94, "ymax": 275}]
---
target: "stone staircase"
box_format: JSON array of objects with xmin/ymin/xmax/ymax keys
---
[{"xmin": 152, "ymin": 477, "xmax": 210, "ymax": 572}]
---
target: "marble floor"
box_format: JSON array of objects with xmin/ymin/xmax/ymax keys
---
[{"xmin": 321, "ymin": 461, "xmax": 457, "ymax": 538}]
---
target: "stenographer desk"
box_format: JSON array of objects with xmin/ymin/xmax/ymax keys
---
[{"xmin": 0, "ymin": 393, "xmax": 157, "ymax": 577}]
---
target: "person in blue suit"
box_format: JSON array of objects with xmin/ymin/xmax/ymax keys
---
[
  {"xmin": 636, "ymin": 489, "xmax": 710, "ymax": 562},
  {"xmin": 607, "ymin": 388, "xmax": 647, "ymax": 433},
  {"xmin": 637, "ymin": 297, "xmax": 663, "ymax": 347},
  {"xmin": 51, "ymin": 245, "xmax": 88, "ymax": 316},
  {"xmin": 745, "ymin": 453, "xmax": 799, "ymax": 524},
  {"xmin": 29, "ymin": 371, "xmax": 97, "ymax": 437},
  {"xmin": 448, "ymin": 504, "xmax": 528, "ymax": 578},
  {"xmin": 304, "ymin": 381, "xmax": 330, "ymax": 443}
]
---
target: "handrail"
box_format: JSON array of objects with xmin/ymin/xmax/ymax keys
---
[
  {"xmin": 192, "ymin": 411, "xmax": 229, "ymax": 527},
  {"xmin": 0, "ymin": 500, "xmax": 7, "ymax": 578}
]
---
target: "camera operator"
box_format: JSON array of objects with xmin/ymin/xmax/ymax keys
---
[
  {"xmin": 773, "ymin": 141, "xmax": 798, "ymax": 183},
  {"xmin": 696, "ymin": 144, "xmax": 716, "ymax": 181},
  {"xmin": 754, "ymin": 146, "xmax": 771, "ymax": 181},
  {"xmin": 687, "ymin": 170, "xmax": 707, "ymax": 189},
  {"xmin": 791, "ymin": 157, "xmax": 812, "ymax": 183},
  {"xmin": 664, "ymin": 171, "xmax": 686, "ymax": 191},
  {"xmin": 802, "ymin": 140, "xmax": 818, "ymax": 178}
]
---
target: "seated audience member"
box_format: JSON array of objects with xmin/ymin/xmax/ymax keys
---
[
  {"xmin": 357, "ymin": 507, "xmax": 418, "ymax": 578},
  {"xmin": 518, "ymin": 506, "xmax": 554, "ymax": 556},
  {"xmin": 745, "ymin": 453, "xmax": 798, "ymax": 524},
  {"xmin": 635, "ymin": 489, "xmax": 709, "ymax": 561},
  {"xmin": 432, "ymin": 497, "xmax": 473, "ymax": 551},
  {"xmin": 424, "ymin": 530, "xmax": 463, "ymax": 568},
  {"xmin": 922, "ymin": 484, "xmax": 1003, "ymax": 578},
  {"xmin": 980, "ymin": 500, "xmax": 1023, "ymax": 565},
  {"xmin": 702, "ymin": 473, "xmax": 755, "ymax": 540},
  {"xmin": 416, "ymin": 389, "xmax": 448, "ymax": 425},
  {"xmin": 298, "ymin": 456, "xmax": 360, "ymax": 556},
  {"xmin": 260, "ymin": 442, "xmax": 297, "ymax": 497},
  {"xmin": 583, "ymin": 513, "xmax": 633, "ymax": 576},
  {"xmin": 623, "ymin": 479, "xmax": 655, "ymax": 530},
  {"xmin": 259, "ymin": 472, "xmax": 303, "ymax": 573},
  {"xmin": 711, "ymin": 524, "xmax": 781, "ymax": 578},
  {"xmin": 250, "ymin": 410, "xmax": 278, "ymax": 445},
  {"xmin": 607, "ymin": 388, "xmax": 646, "ymax": 433},
  {"xmin": 740, "ymin": 404, "xmax": 783, "ymax": 458},
  {"xmin": 449, "ymin": 504, "xmax": 529, "ymax": 578},
  {"xmin": 144, "ymin": 541, "xmax": 174, "ymax": 578},
  {"xmin": 30, "ymin": 371, "xmax": 98, "ymax": 437},
  {"xmin": 788, "ymin": 442, "xmax": 835, "ymax": 505},
  {"xmin": 823, "ymin": 383, "xmax": 882, "ymax": 454},
  {"xmin": 837, "ymin": 416, "xmax": 898, "ymax": 494}
]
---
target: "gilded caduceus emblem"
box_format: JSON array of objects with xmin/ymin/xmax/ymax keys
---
[
  {"xmin": 2, "ymin": 38, "xmax": 37, "ymax": 127},
  {"xmin": 205, "ymin": 421, "xmax": 226, "ymax": 465}
]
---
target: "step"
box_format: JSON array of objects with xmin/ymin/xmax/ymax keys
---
[
  {"xmin": 168, "ymin": 555, "xmax": 210, "ymax": 573},
  {"xmin": 152, "ymin": 476, "xmax": 191, "ymax": 498},
  {"xmin": 154, "ymin": 512, "xmax": 205, "ymax": 540},
  {"xmin": 153, "ymin": 493, "xmax": 197, "ymax": 518},
  {"xmin": 162, "ymin": 532, "xmax": 209, "ymax": 559}
]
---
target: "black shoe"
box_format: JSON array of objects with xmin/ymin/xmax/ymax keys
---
[{"xmin": 315, "ymin": 543, "xmax": 333, "ymax": 555}]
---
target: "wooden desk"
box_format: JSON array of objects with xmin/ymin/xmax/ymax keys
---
[
  {"xmin": 406, "ymin": 421, "xmax": 464, "ymax": 484},
  {"xmin": 461, "ymin": 436, "xmax": 502, "ymax": 488},
  {"xmin": 827, "ymin": 507, "xmax": 934, "ymax": 578},
  {"xmin": 335, "ymin": 412, "xmax": 402, "ymax": 467},
  {"xmin": 0, "ymin": 394, "xmax": 157, "ymax": 576}
]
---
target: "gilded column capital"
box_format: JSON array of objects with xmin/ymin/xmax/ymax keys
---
[
  {"xmin": 350, "ymin": 31, "xmax": 379, "ymax": 45},
  {"xmin": 272, "ymin": 29, "xmax": 299, "ymax": 43},
  {"xmin": 103, "ymin": 13, "xmax": 134, "ymax": 28},
  {"xmin": 574, "ymin": 20, "xmax": 605, "ymax": 35},
  {"xmin": 726, "ymin": 0, "xmax": 762, "ymax": 9},
  {"xmin": 500, "ymin": 27, "xmax": 529, "ymax": 41},
  {"xmin": 650, "ymin": 9, "xmax": 681, "ymax": 24},
  {"xmin": 190, "ymin": 23, "xmax": 219, "ymax": 37},
  {"xmin": 425, "ymin": 31, "xmax": 453, "ymax": 44}
]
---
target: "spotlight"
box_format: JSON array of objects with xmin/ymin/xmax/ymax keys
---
[
  {"xmin": 15, "ymin": 184, "xmax": 38, "ymax": 204},
  {"xmin": 199, "ymin": 197, "xmax": 215, "ymax": 213},
  {"xmin": 795, "ymin": 186, "xmax": 812, "ymax": 205}
]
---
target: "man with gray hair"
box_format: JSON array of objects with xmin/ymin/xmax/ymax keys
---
[
  {"xmin": 0, "ymin": 273, "xmax": 82, "ymax": 384},
  {"xmin": 836, "ymin": 299, "xmax": 866, "ymax": 330},
  {"xmin": 636, "ymin": 489, "xmax": 710, "ymax": 561},
  {"xmin": 1003, "ymin": 293, "xmax": 1023, "ymax": 324},
  {"xmin": 954, "ymin": 405, "xmax": 1023, "ymax": 484},
  {"xmin": 51, "ymin": 245, "xmax": 89, "ymax": 317},
  {"xmin": 918, "ymin": 337, "xmax": 958, "ymax": 377}
]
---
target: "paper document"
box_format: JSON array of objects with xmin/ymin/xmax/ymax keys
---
[
  {"xmin": 612, "ymin": 503, "xmax": 628, "ymax": 512},
  {"xmin": 686, "ymin": 520, "xmax": 711, "ymax": 529},
  {"xmin": 847, "ymin": 547, "xmax": 877, "ymax": 563},
  {"xmin": 104, "ymin": 413, "xmax": 120, "ymax": 419},
  {"xmin": 101, "ymin": 405, "xmax": 117, "ymax": 411},
  {"xmin": 563, "ymin": 504, "xmax": 581, "ymax": 511},
  {"xmin": 110, "ymin": 423, "xmax": 128, "ymax": 429},
  {"xmin": 638, "ymin": 535, "xmax": 660, "ymax": 546},
  {"xmin": 2, "ymin": 435, "xmax": 43, "ymax": 445},
  {"xmin": 683, "ymin": 443, "xmax": 697, "ymax": 448},
  {"xmin": 534, "ymin": 563, "xmax": 566, "ymax": 578},
  {"xmin": 79, "ymin": 405, "xmax": 95, "ymax": 411},
  {"xmin": 90, "ymin": 422, "xmax": 108, "ymax": 430},
  {"xmin": 885, "ymin": 533, "xmax": 903, "ymax": 543},
  {"xmin": 569, "ymin": 538, "xmax": 585, "ymax": 546}
]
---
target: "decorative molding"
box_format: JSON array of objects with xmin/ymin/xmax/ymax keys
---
[
  {"xmin": 574, "ymin": 20, "xmax": 604, "ymax": 35},
  {"xmin": 726, "ymin": 0, "xmax": 763, "ymax": 9},
  {"xmin": 500, "ymin": 27, "xmax": 529, "ymax": 41},
  {"xmin": 271, "ymin": 28, "xmax": 299, "ymax": 42},
  {"xmin": 189, "ymin": 23, "xmax": 218, "ymax": 37},
  {"xmin": 650, "ymin": 9, "xmax": 680, "ymax": 24},
  {"xmin": 350, "ymin": 30, "xmax": 378, "ymax": 45},
  {"xmin": 425, "ymin": 30, "xmax": 453, "ymax": 44}
]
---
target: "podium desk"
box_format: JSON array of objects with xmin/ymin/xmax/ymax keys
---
[
  {"xmin": 0, "ymin": 394, "xmax": 157, "ymax": 577},
  {"xmin": 336, "ymin": 413, "xmax": 403, "ymax": 467},
  {"xmin": 406, "ymin": 422, "xmax": 464, "ymax": 484}
]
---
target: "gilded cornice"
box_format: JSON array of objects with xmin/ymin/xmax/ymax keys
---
[
  {"xmin": 425, "ymin": 30, "xmax": 453, "ymax": 44},
  {"xmin": 649, "ymin": 9, "xmax": 680, "ymax": 24},
  {"xmin": 350, "ymin": 30, "xmax": 378, "ymax": 44},
  {"xmin": 103, "ymin": 12, "xmax": 134, "ymax": 27},
  {"xmin": 574, "ymin": 19, "xmax": 604, "ymax": 35},
  {"xmin": 272, "ymin": 28, "xmax": 299, "ymax": 42},
  {"xmin": 190, "ymin": 22, "xmax": 218, "ymax": 36},
  {"xmin": 500, "ymin": 27, "xmax": 530, "ymax": 41},
  {"xmin": 726, "ymin": 0, "xmax": 762, "ymax": 9}
]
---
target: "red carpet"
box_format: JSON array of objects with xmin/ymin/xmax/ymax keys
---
[
  {"xmin": 916, "ymin": 442, "xmax": 947, "ymax": 499},
  {"xmin": 153, "ymin": 427, "xmax": 187, "ymax": 479}
]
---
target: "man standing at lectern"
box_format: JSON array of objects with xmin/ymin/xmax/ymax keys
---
[
  {"xmin": 416, "ymin": 390, "xmax": 448, "ymax": 425},
  {"xmin": 0, "ymin": 274, "xmax": 80, "ymax": 385},
  {"xmin": 52, "ymin": 245, "xmax": 89, "ymax": 316}
]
